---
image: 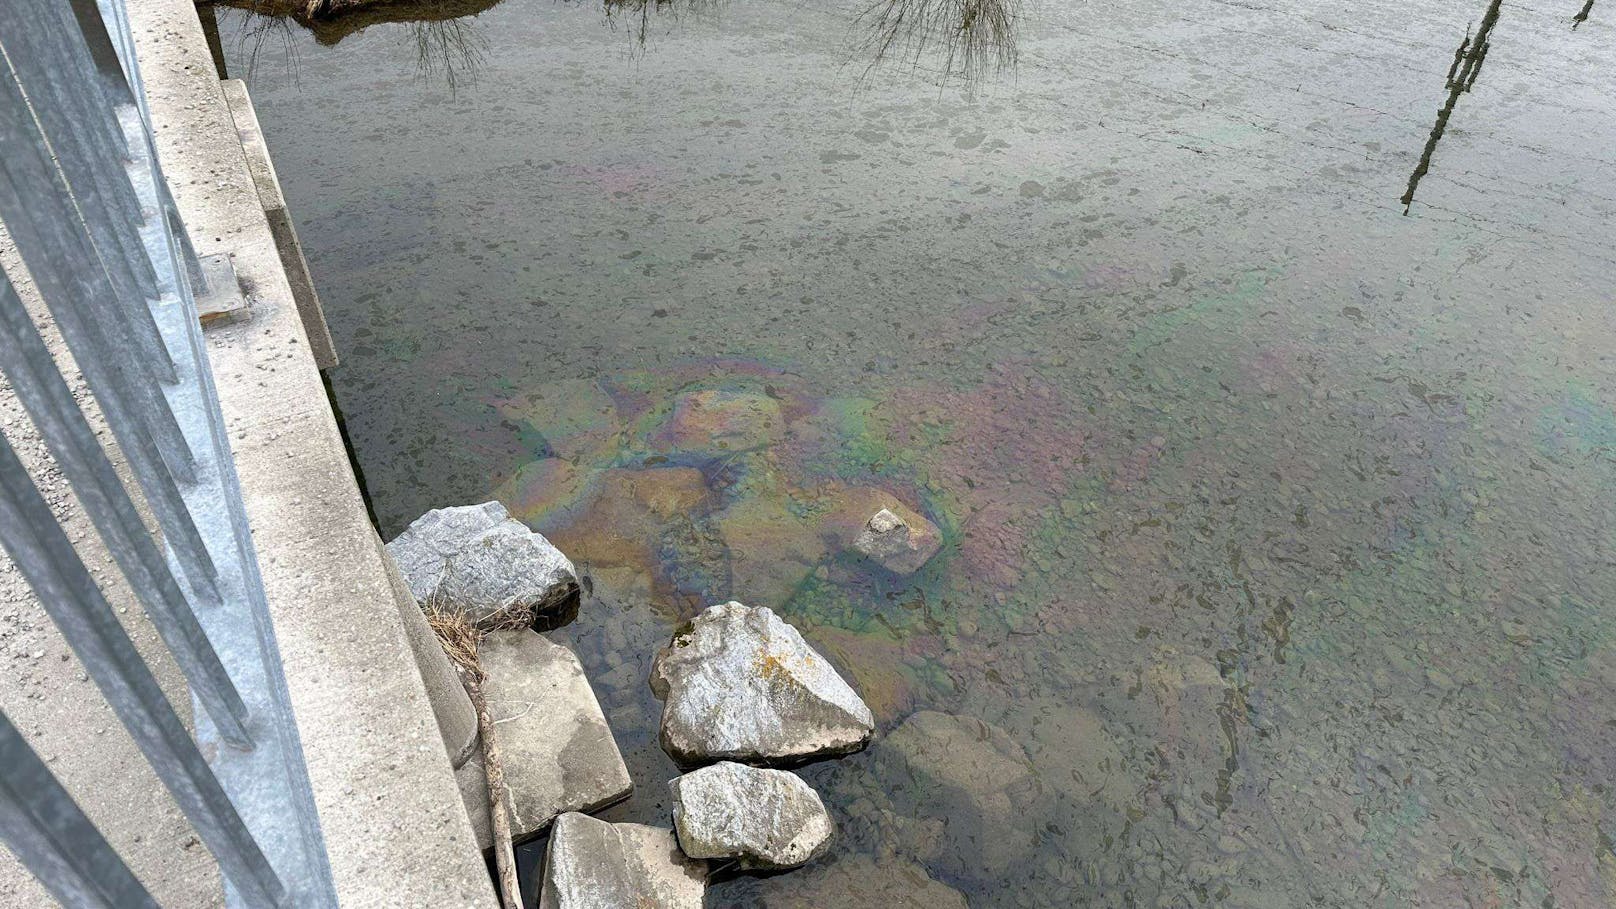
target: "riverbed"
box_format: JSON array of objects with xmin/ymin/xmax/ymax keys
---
[{"xmin": 217, "ymin": 0, "xmax": 1616, "ymax": 904}]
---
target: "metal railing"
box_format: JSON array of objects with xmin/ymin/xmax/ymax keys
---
[{"xmin": 0, "ymin": 1, "xmax": 337, "ymax": 906}]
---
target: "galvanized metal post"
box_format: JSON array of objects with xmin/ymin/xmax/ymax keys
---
[
  {"xmin": 0, "ymin": 0, "xmax": 340, "ymax": 905},
  {"xmin": 0, "ymin": 711, "xmax": 161, "ymax": 909},
  {"xmin": 0, "ymin": 434, "xmax": 289, "ymax": 908}
]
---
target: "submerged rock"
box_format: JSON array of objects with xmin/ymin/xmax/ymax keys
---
[
  {"xmin": 753, "ymin": 854, "xmax": 968, "ymax": 909},
  {"xmin": 387, "ymin": 501, "xmax": 577, "ymax": 625},
  {"xmin": 879, "ymin": 710, "xmax": 1040, "ymax": 879},
  {"xmin": 461, "ymin": 630, "xmax": 632, "ymax": 846},
  {"xmin": 656, "ymin": 388, "xmax": 785, "ymax": 454},
  {"xmin": 539, "ymin": 812, "xmax": 706, "ymax": 909},
  {"xmin": 670, "ymin": 761, "xmax": 834, "ymax": 870},
  {"xmin": 853, "ymin": 507, "xmax": 943, "ymax": 575},
  {"xmin": 818, "ymin": 486, "xmax": 943, "ymax": 575},
  {"xmin": 650, "ymin": 602, "xmax": 874, "ymax": 765},
  {"xmin": 714, "ymin": 492, "xmax": 827, "ymax": 609}
]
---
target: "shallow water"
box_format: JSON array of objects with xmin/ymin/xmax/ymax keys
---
[{"xmin": 218, "ymin": 0, "xmax": 1616, "ymax": 904}]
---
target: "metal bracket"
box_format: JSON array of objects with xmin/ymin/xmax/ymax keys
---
[{"xmin": 195, "ymin": 252, "xmax": 249, "ymax": 326}]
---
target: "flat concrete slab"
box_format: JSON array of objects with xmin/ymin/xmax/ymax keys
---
[
  {"xmin": 463, "ymin": 630, "xmax": 632, "ymax": 848},
  {"xmin": 539, "ymin": 812, "xmax": 706, "ymax": 909}
]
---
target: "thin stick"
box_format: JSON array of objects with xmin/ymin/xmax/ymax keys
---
[
  {"xmin": 425, "ymin": 600, "xmax": 525, "ymax": 909},
  {"xmin": 464, "ymin": 669, "xmax": 521, "ymax": 909}
]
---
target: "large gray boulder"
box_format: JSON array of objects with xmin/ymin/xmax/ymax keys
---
[
  {"xmin": 753, "ymin": 854, "xmax": 969, "ymax": 909},
  {"xmin": 539, "ymin": 812, "xmax": 706, "ymax": 909},
  {"xmin": 879, "ymin": 710, "xmax": 1040, "ymax": 880},
  {"xmin": 460, "ymin": 630, "xmax": 632, "ymax": 847},
  {"xmin": 386, "ymin": 501, "xmax": 577, "ymax": 626},
  {"xmin": 670, "ymin": 761, "xmax": 833, "ymax": 870},
  {"xmin": 649, "ymin": 602, "xmax": 874, "ymax": 765}
]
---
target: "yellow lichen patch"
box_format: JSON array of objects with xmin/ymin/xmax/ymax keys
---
[{"xmin": 753, "ymin": 649, "xmax": 816, "ymax": 683}]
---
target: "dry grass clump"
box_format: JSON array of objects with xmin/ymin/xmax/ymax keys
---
[{"xmin": 423, "ymin": 600, "xmax": 484, "ymax": 678}]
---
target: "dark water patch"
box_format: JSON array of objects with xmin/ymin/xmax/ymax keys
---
[{"xmin": 1402, "ymin": 0, "xmax": 1503, "ymax": 213}]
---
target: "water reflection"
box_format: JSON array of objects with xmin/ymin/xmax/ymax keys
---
[
  {"xmin": 214, "ymin": 0, "xmax": 496, "ymax": 89},
  {"xmin": 856, "ymin": 0, "xmax": 1019, "ymax": 80},
  {"xmin": 1400, "ymin": 0, "xmax": 1503, "ymax": 213},
  {"xmin": 216, "ymin": 0, "xmax": 502, "ymax": 46},
  {"xmin": 212, "ymin": 0, "xmax": 1020, "ymax": 84},
  {"xmin": 601, "ymin": 0, "xmax": 722, "ymax": 50}
]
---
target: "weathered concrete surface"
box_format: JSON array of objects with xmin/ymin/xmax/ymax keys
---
[
  {"xmin": 539, "ymin": 812, "xmax": 707, "ymax": 909},
  {"xmin": 0, "ymin": 1, "xmax": 498, "ymax": 905},
  {"xmin": 380, "ymin": 526, "xmax": 481, "ymax": 768},
  {"xmin": 650, "ymin": 602, "xmax": 874, "ymax": 766},
  {"xmin": 218, "ymin": 78, "xmax": 338, "ymax": 370},
  {"xmin": 460, "ymin": 630, "xmax": 632, "ymax": 847},
  {"xmin": 387, "ymin": 501, "xmax": 578, "ymax": 626},
  {"xmin": 670, "ymin": 761, "xmax": 833, "ymax": 870}
]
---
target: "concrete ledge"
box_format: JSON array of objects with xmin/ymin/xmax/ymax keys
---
[{"xmin": 217, "ymin": 78, "xmax": 340, "ymax": 371}]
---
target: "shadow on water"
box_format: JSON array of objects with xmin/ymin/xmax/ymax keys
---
[{"xmin": 1400, "ymin": 0, "xmax": 1503, "ymax": 213}]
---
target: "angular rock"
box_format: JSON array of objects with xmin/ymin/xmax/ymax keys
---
[
  {"xmin": 853, "ymin": 507, "xmax": 943, "ymax": 575},
  {"xmin": 464, "ymin": 630, "xmax": 631, "ymax": 846},
  {"xmin": 650, "ymin": 602, "xmax": 874, "ymax": 765},
  {"xmin": 754, "ymin": 854, "xmax": 968, "ymax": 909},
  {"xmin": 818, "ymin": 486, "xmax": 943, "ymax": 575},
  {"xmin": 670, "ymin": 761, "xmax": 834, "ymax": 870},
  {"xmin": 386, "ymin": 501, "xmax": 577, "ymax": 626},
  {"xmin": 879, "ymin": 710, "xmax": 1039, "ymax": 879},
  {"xmin": 539, "ymin": 812, "xmax": 706, "ymax": 909}
]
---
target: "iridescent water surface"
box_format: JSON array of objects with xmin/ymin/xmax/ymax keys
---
[{"xmin": 217, "ymin": 0, "xmax": 1616, "ymax": 904}]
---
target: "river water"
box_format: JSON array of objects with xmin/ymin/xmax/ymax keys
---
[{"xmin": 217, "ymin": 0, "xmax": 1616, "ymax": 904}]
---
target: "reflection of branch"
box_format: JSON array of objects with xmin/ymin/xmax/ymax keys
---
[
  {"xmin": 601, "ymin": 0, "xmax": 721, "ymax": 51},
  {"xmin": 408, "ymin": 17, "xmax": 489, "ymax": 95},
  {"xmin": 225, "ymin": 2, "xmax": 305, "ymax": 83},
  {"xmin": 1401, "ymin": 0, "xmax": 1503, "ymax": 213},
  {"xmin": 854, "ymin": 0, "xmax": 1019, "ymax": 82}
]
